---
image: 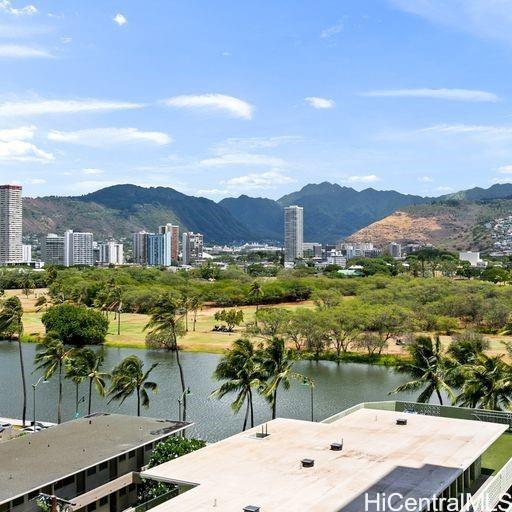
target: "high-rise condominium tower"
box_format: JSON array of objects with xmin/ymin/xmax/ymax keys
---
[
  {"xmin": 182, "ymin": 232, "xmax": 204, "ymax": 265},
  {"xmin": 284, "ymin": 205, "xmax": 303, "ymax": 261},
  {"xmin": 159, "ymin": 223, "xmax": 179, "ymax": 263},
  {"xmin": 42, "ymin": 234, "xmax": 65, "ymax": 265},
  {"xmin": 64, "ymin": 230, "xmax": 94, "ymax": 266},
  {"xmin": 132, "ymin": 231, "xmax": 150, "ymax": 265},
  {"xmin": 0, "ymin": 185, "xmax": 22, "ymax": 264}
]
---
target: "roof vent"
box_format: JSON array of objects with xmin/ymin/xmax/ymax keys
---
[
  {"xmin": 255, "ymin": 424, "xmax": 269, "ymax": 438},
  {"xmin": 243, "ymin": 507, "xmax": 260, "ymax": 512},
  {"xmin": 301, "ymin": 458, "xmax": 315, "ymax": 468},
  {"xmin": 396, "ymin": 418, "xmax": 407, "ymax": 426},
  {"xmin": 330, "ymin": 439, "xmax": 343, "ymax": 451}
]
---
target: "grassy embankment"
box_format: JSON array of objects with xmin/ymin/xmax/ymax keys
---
[{"xmin": 6, "ymin": 289, "xmax": 511, "ymax": 360}]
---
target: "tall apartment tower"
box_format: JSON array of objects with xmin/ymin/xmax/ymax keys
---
[
  {"xmin": 182, "ymin": 232, "xmax": 204, "ymax": 265},
  {"xmin": 284, "ymin": 205, "xmax": 303, "ymax": 261},
  {"xmin": 98, "ymin": 242, "xmax": 124, "ymax": 265},
  {"xmin": 64, "ymin": 230, "xmax": 94, "ymax": 266},
  {"xmin": 158, "ymin": 223, "xmax": 179, "ymax": 263},
  {"xmin": 42, "ymin": 234, "xmax": 65, "ymax": 265},
  {"xmin": 132, "ymin": 231, "xmax": 150, "ymax": 265},
  {"xmin": 0, "ymin": 185, "xmax": 22, "ymax": 264}
]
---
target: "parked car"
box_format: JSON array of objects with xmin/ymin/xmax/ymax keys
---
[
  {"xmin": 0, "ymin": 422, "xmax": 12, "ymax": 433},
  {"xmin": 21, "ymin": 425, "xmax": 44, "ymax": 433}
]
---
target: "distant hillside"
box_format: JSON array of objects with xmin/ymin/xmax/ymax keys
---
[
  {"xmin": 347, "ymin": 199, "xmax": 512, "ymax": 251},
  {"xmin": 440, "ymin": 183, "xmax": 512, "ymax": 202},
  {"xmin": 278, "ymin": 182, "xmax": 430, "ymax": 242},
  {"xmin": 219, "ymin": 195, "xmax": 283, "ymax": 240},
  {"xmin": 23, "ymin": 185, "xmax": 254, "ymax": 243}
]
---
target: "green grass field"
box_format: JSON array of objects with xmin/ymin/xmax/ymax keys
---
[{"xmin": 482, "ymin": 433, "xmax": 512, "ymax": 473}]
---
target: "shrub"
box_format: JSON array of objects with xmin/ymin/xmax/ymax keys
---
[{"xmin": 41, "ymin": 304, "xmax": 109, "ymax": 346}]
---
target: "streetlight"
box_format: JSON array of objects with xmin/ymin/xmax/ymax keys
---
[
  {"xmin": 178, "ymin": 387, "xmax": 192, "ymax": 422},
  {"xmin": 32, "ymin": 376, "xmax": 48, "ymax": 430},
  {"xmin": 301, "ymin": 377, "xmax": 315, "ymax": 422}
]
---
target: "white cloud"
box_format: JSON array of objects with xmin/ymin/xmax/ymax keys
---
[
  {"xmin": 320, "ymin": 21, "xmax": 343, "ymax": 38},
  {"xmin": 82, "ymin": 168, "xmax": 104, "ymax": 175},
  {"xmin": 418, "ymin": 175, "xmax": 433, "ymax": 182},
  {"xmin": 0, "ymin": 1, "xmax": 37, "ymax": 16},
  {"xmin": 27, "ymin": 178, "xmax": 45, "ymax": 184},
  {"xmin": 222, "ymin": 171, "xmax": 296, "ymax": 190},
  {"xmin": 0, "ymin": 140, "xmax": 53, "ymax": 161},
  {"xmin": 304, "ymin": 96, "xmax": 335, "ymax": 109},
  {"xmin": 60, "ymin": 37, "xmax": 72, "ymax": 44},
  {"xmin": 0, "ymin": 44, "xmax": 52, "ymax": 58},
  {"xmin": 0, "ymin": 125, "xmax": 35, "ymax": 141},
  {"xmin": 48, "ymin": 127, "xmax": 172, "ymax": 146},
  {"xmin": 497, "ymin": 165, "xmax": 512, "ymax": 174},
  {"xmin": 0, "ymin": 124, "xmax": 53, "ymax": 161},
  {"xmin": 200, "ymin": 153, "xmax": 286, "ymax": 167},
  {"xmin": 214, "ymin": 135, "xmax": 302, "ymax": 152},
  {"xmin": 389, "ymin": 0, "xmax": 512, "ymax": 44},
  {"xmin": 196, "ymin": 188, "xmax": 229, "ymax": 196},
  {"xmin": 0, "ymin": 98, "xmax": 144, "ymax": 117},
  {"xmin": 362, "ymin": 88, "xmax": 498, "ymax": 102},
  {"xmin": 163, "ymin": 93, "xmax": 254, "ymax": 119},
  {"xmin": 343, "ymin": 174, "xmax": 380, "ymax": 184},
  {"xmin": 113, "ymin": 13, "xmax": 127, "ymax": 26},
  {"xmin": 419, "ymin": 124, "xmax": 512, "ymax": 140}
]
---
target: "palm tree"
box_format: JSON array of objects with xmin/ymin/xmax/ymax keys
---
[
  {"xmin": 34, "ymin": 335, "xmax": 75, "ymax": 423},
  {"xmin": 145, "ymin": 293, "xmax": 188, "ymax": 420},
  {"xmin": 261, "ymin": 337, "xmax": 300, "ymax": 419},
  {"xmin": 35, "ymin": 294, "xmax": 51, "ymax": 312},
  {"xmin": 210, "ymin": 338, "xmax": 266, "ymax": 431},
  {"xmin": 456, "ymin": 354, "xmax": 512, "ymax": 410},
  {"xmin": 0, "ymin": 296, "xmax": 27, "ymax": 425},
  {"xmin": 108, "ymin": 355, "xmax": 158, "ymax": 416},
  {"xmin": 189, "ymin": 295, "xmax": 203, "ymax": 332},
  {"xmin": 391, "ymin": 335, "xmax": 454, "ymax": 405},
  {"xmin": 65, "ymin": 352, "xmax": 88, "ymax": 417},
  {"xmin": 67, "ymin": 348, "xmax": 108, "ymax": 415},
  {"xmin": 248, "ymin": 281, "xmax": 264, "ymax": 325}
]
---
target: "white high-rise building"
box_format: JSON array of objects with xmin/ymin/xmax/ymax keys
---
[
  {"xmin": 132, "ymin": 231, "xmax": 150, "ymax": 265},
  {"xmin": 64, "ymin": 230, "xmax": 94, "ymax": 267},
  {"xmin": 0, "ymin": 185, "xmax": 22, "ymax": 264},
  {"xmin": 98, "ymin": 242, "xmax": 124, "ymax": 265},
  {"xmin": 159, "ymin": 223, "xmax": 180, "ymax": 263},
  {"xmin": 182, "ymin": 232, "xmax": 204, "ymax": 265},
  {"xmin": 284, "ymin": 205, "xmax": 303, "ymax": 261},
  {"xmin": 21, "ymin": 244, "xmax": 32, "ymax": 263}
]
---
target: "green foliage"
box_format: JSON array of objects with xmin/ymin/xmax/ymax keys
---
[
  {"xmin": 138, "ymin": 437, "xmax": 206, "ymax": 503},
  {"xmin": 41, "ymin": 304, "xmax": 109, "ymax": 347},
  {"xmin": 214, "ymin": 309, "xmax": 244, "ymax": 331}
]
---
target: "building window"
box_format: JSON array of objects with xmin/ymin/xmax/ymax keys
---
[
  {"xmin": 144, "ymin": 443, "xmax": 152, "ymax": 452},
  {"xmin": 119, "ymin": 488, "xmax": 127, "ymax": 497},
  {"xmin": 98, "ymin": 462, "xmax": 108, "ymax": 471},
  {"xmin": 128, "ymin": 484, "xmax": 135, "ymax": 492},
  {"xmin": 128, "ymin": 451, "xmax": 135, "ymax": 459},
  {"xmin": 119, "ymin": 454, "xmax": 126, "ymax": 462},
  {"xmin": 12, "ymin": 497, "xmax": 24, "ymax": 508},
  {"xmin": 87, "ymin": 503, "xmax": 97, "ymax": 512},
  {"xmin": 62, "ymin": 476, "xmax": 74, "ymax": 487},
  {"xmin": 99, "ymin": 497, "xmax": 108, "ymax": 506},
  {"xmin": 28, "ymin": 490, "xmax": 40, "ymax": 500},
  {"xmin": 87, "ymin": 466, "xmax": 96, "ymax": 476}
]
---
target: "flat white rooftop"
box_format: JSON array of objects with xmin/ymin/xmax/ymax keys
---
[{"xmin": 143, "ymin": 408, "xmax": 506, "ymax": 512}]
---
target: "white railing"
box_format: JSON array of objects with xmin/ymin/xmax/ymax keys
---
[{"xmin": 461, "ymin": 457, "xmax": 512, "ymax": 511}]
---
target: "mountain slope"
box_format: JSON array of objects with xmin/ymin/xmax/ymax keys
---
[
  {"xmin": 347, "ymin": 200, "xmax": 512, "ymax": 251},
  {"xmin": 23, "ymin": 185, "xmax": 254, "ymax": 243},
  {"xmin": 219, "ymin": 195, "xmax": 283, "ymax": 241},
  {"xmin": 278, "ymin": 182, "xmax": 430, "ymax": 242},
  {"xmin": 440, "ymin": 183, "xmax": 512, "ymax": 202}
]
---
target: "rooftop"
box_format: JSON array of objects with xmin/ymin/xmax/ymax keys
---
[
  {"xmin": 0, "ymin": 413, "xmax": 189, "ymax": 504},
  {"xmin": 143, "ymin": 408, "xmax": 506, "ymax": 512}
]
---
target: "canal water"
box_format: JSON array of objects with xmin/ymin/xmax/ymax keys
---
[{"xmin": 0, "ymin": 342, "xmax": 416, "ymax": 441}]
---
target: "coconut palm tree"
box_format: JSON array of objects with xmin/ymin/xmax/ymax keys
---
[
  {"xmin": 391, "ymin": 335, "xmax": 454, "ymax": 405},
  {"xmin": 261, "ymin": 337, "xmax": 300, "ymax": 419},
  {"xmin": 108, "ymin": 355, "xmax": 158, "ymax": 416},
  {"xmin": 145, "ymin": 293, "xmax": 188, "ymax": 420},
  {"xmin": 34, "ymin": 335, "xmax": 75, "ymax": 423},
  {"xmin": 210, "ymin": 338, "xmax": 266, "ymax": 431},
  {"xmin": 65, "ymin": 352, "xmax": 88, "ymax": 417},
  {"xmin": 248, "ymin": 281, "xmax": 264, "ymax": 325},
  {"xmin": 189, "ymin": 295, "xmax": 203, "ymax": 332},
  {"xmin": 0, "ymin": 296, "xmax": 27, "ymax": 425},
  {"xmin": 67, "ymin": 348, "xmax": 108, "ymax": 415},
  {"xmin": 456, "ymin": 354, "xmax": 512, "ymax": 410}
]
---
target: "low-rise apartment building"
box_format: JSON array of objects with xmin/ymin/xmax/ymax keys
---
[{"xmin": 0, "ymin": 414, "xmax": 189, "ymax": 512}]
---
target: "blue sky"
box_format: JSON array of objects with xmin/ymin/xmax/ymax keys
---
[{"xmin": 1, "ymin": 0, "xmax": 512, "ymax": 199}]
